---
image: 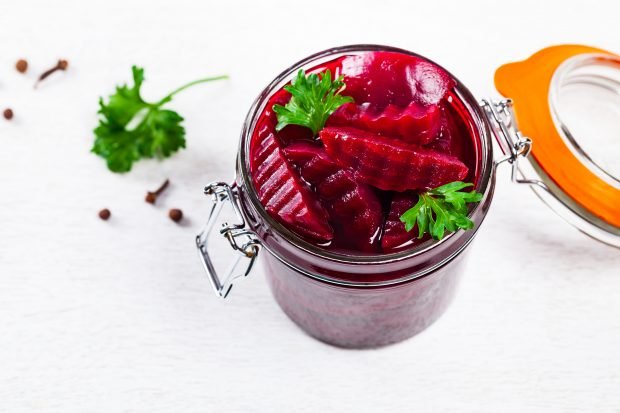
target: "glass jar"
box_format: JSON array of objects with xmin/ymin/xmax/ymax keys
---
[{"xmin": 196, "ymin": 44, "xmax": 620, "ymax": 348}]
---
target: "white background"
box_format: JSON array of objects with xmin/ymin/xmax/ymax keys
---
[{"xmin": 1, "ymin": 1, "xmax": 619, "ymax": 412}]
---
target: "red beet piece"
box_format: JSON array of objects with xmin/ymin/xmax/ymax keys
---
[
  {"xmin": 284, "ymin": 142, "xmax": 383, "ymax": 251},
  {"xmin": 319, "ymin": 126, "xmax": 469, "ymax": 191},
  {"xmin": 381, "ymin": 192, "xmax": 423, "ymax": 251},
  {"xmin": 328, "ymin": 101, "xmax": 441, "ymax": 145},
  {"xmin": 340, "ymin": 52, "xmax": 455, "ymax": 107},
  {"xmin": 251, "ymin": 133, "xmax": 333, "ymax": 242},
  {"xmin": 409, "ymin": 60, "xmax": 456, "ymax": 106},
  {"xmin": 425, "ymin": 104, "xmax": 473, "ymax": 164},
  {"xmin": 426, "ymin": 111, "xmax": 453, "ymax": 154}
]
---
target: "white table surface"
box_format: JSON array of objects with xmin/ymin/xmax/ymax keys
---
[{"xmin": 1, "ymin": 1, "xmax": 619, "ymax": 411}]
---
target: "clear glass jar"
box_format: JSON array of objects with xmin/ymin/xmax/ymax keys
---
[
  {"xmin": 198, "ymin": 45, "xmax": 496, "ymax": 348},
  {"xmin": 198, "ymin": 44, "xmax": 620, "ymax": 348}
]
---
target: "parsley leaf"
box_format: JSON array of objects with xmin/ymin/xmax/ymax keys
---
[
  {"xmin": 273, "ymin": 69, "xmax": 353, "ymax": 136},
  {"xmin": 400, "ymin": 181, "xmax": 483, "ymax": 240},
  {"xmin": 92, "ymin": 66, "xmax": 227, "ymax": 173}
]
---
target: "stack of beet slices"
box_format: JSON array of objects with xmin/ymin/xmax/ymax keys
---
[{"xmin": 250, "ymin": 51, "xmax": 477, "ymax": 253}]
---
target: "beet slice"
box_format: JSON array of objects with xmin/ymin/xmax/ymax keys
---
[
  {"xmin": 381, "ymin": 192, "xmax": 424, "ymax": 251},
  {"xmin": 328, "ymin": 101, "xmax": 441, "ymax": 145},
  {"xmin": 284, "ymin": 142, "xmax": 383, "ymax": 252},
  {"xmin": 426, "ymin": 112, "xmax": 453, "ymax": 154},
  {"xmin": 340, "ymin": 52, "xmax": 455, "ymax": 107},
  {"xmin": 251, "ymin": 133, "xmax": 333, "ymax": 242},
  {"xmin": 319, "ymin": 126, "xmax": 468, "ymax": 191}
]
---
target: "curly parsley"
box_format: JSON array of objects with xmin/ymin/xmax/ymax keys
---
[
  {"xmin": 273, "ymin": 69, "xmax": 353, "ymax": 136},
  {"xmin": 400, "ymin": 181, "xmax": 483, "ymax": 240},
  {"xmin": 92, "ymin": 66, "xmax": 227, "ymax": 173}
]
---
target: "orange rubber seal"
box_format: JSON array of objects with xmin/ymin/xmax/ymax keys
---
[{"xmin": 495, "ymin": 45, "xmax": 620, "ymax": 227}]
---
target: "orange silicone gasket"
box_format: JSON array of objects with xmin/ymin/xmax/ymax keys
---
[{"xmin": 495, "ymin": 45, "xmax": 620, "ymax": 228}]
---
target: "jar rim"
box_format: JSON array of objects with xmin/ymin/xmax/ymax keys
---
[{"xmin": 237, "ymin": 44, "xmax": 495, "ymax": 270}]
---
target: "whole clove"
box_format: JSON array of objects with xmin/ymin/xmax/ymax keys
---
[
  {"xmin": 145, "ymin": 179, "xmax": 170, "ymax": 204},
  {"xmin": 15, "ymin": 59, "xmax": 28, "ymax": 73},
  {"xmin": 35, "ymin": 59, "xmax": 69, "ymax": 87},
  {"xmin": 3, "ymin": 109, "xmax": 13, "ymax": 120},
  {"xmin": 168, "ymin": 208, "xmax": 183, "ymax": 223},
  {"xmin": 98, "ymin": 208, "xmax": 111, "ymax": 220}
]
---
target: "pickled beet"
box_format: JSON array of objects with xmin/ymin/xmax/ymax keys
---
[
  {"xmin": 339, "ymin": 51, "xmax": 455, "ymax": 107},
  {"xmin": 249, "ymin": 50, "xmax": 479, "ymax": 254},
  {"xmin": 251, "ymin": 132, "xmax": 333, "ymax": 242},
  {"xmin": 382, "ymin": 192, "xmax": 424, "ymax": 251},
  {"xmin": 320, "ymin": 126, "xmax": 468, "ymax": 191},
  {"xmin": 284, "ymin": 142, "xmax": 383, "ymax": 252},
  {"xmin": 328, "ymin": 101, "xmax": 441, "ymax": 145}
]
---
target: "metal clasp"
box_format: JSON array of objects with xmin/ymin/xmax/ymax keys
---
[
  {"xmin": 481, "ymin": 99, "xmax": 548, "ymax": 191},
  {"xmin": 196, "ymin": 182, "xmax": 260, "ymax": 298}
]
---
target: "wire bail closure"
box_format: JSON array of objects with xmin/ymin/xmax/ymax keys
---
[
  {"xmin": 196, "ymin": 182, "xmax": 260, "ymax": 298},
  {"xmin": 481, "ymin": 99, "xmax": 547, "ymax": 191}
]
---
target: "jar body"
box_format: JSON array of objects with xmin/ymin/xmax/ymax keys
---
[
  {"xmin": 237, "ymin": 159, "xmax": 493, "ymax": 347},
  {"xmin": 263, "ymin": 249, "xmax": 467, "ymax": 348}
]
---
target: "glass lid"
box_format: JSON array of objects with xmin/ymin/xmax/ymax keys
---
[
  {"xmin": 550, "ymin": 53, "xmax": 620, "ymax": 187},
  {"xmin": 495, "ymin": 45, "xmax": 620, "ymax": 248}
]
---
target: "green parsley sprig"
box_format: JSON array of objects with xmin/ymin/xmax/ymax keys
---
[
  {"xmin": 400, "ymin": 181, "xmax": 483, "ymax": 240},
  {"xmin": 92, "ymin": 66, "xmax": 227, "ymax": 173},
  {"xmin": 273, "ymin": 69, "xmax": 353, "ymax": 136}
]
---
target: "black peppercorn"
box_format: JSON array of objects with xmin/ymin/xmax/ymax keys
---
[
  {"xmin": 169, "ymin": 208, "xmax": 183, "ymax": 223},
  {"xmin": 98, "ymin": 208, "xmax": 111, "ymax": 220},
  {"xmin": 15, "ymin": 59, "xmax": 28, "ymax": 73}
]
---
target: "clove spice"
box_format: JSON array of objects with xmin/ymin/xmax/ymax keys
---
[
  {"xmin": 145, "ymin": 179, "xmax": 170, "ymax": 204},
  {"xmin": 35, "ymin": 59, "xmax": 69, "ymax": 87},
  {"xmin": 3, "ymin": 109, "xmax": 13, "ymax": 120},
  {"xmin": 15, "ymin": 59, "xmax": 28, "ymax": 73}
]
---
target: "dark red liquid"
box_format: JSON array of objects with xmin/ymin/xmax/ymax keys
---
[{"xmin": 250, "ymin": 51, "xmax": 480, "ymax": 255}]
